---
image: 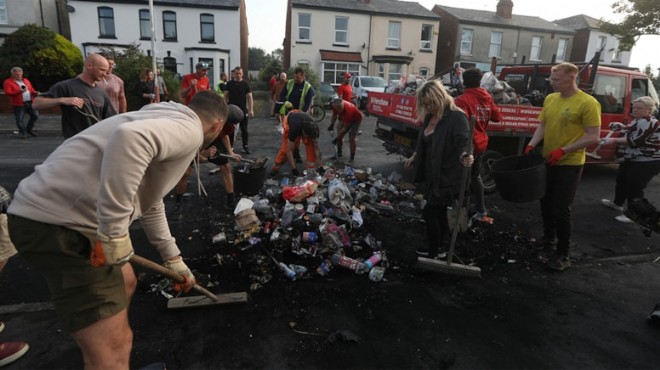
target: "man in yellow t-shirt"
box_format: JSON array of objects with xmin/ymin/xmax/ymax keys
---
[{"xmin": 525, "ymin": 62, "xmax": 601, "ymax": 271}]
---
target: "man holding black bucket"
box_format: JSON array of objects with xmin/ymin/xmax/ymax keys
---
[{"xmin": 524, "ymin": 62, "xmax": 600, "ymax": 271}]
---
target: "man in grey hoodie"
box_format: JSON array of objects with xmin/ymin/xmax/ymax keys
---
[{"xmin": 7, "ymin": 90, "xmax": 227, "ymax": 369}]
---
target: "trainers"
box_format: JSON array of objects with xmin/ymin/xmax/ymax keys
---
[
  {"xmin": 27, "ymin": 130, "xmax": 38, "ymax": 137},
  {"xmin": 416, "ymin": 248, "xmax": 430, "ymax": 257},
  {"xmin": 615, "ymin": 214, "xmax": 633, "ymax": 223},
  {"xmin": 0, "ymin": 341, "xmax": 29, "ymax": 367},
  {"xmin": 546, "ymin": 254, "xmax": 571, "ymax": 271},
  {"xmin": 648, "ymin": 304, "xmax": 660, "ymax": 325},
  {"xmin": 208, "ymin": 167, "xmax": 220, "ymax": 175},
  {"xmin": 601, "ymin": 199, "xmax": 624, "ymax": 212},
  {"xmin": 242, "ymin": 146, "xmax": 250, "ymax": 154}
]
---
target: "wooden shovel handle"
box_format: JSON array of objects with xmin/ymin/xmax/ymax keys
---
[{"xmin": 129, "ymin": 254, "xmax": 220, "ymax": 302}]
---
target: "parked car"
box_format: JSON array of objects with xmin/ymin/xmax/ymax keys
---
[
  {"xmin": 352, "ymin": 76, "xmax": 387, "ymax": 109},
  {"xmin": 317, "ymin": 82, "xmax": 339, "ymax": 107}
]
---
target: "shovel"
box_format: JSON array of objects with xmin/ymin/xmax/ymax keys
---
[
  {"xmin": 214, "ymin": 153, "xmax": 269, "ymax": 169},
  {"xmin": 129, "ymin": 254, "xmax": 248, "ymax": 309}
]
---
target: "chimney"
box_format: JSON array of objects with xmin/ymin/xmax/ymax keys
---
[{"xmin": 496, "ymin": 0, "xmax": 513, "ymax": 19}]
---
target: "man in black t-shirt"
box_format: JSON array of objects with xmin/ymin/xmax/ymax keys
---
[
  {"xmin": 224, "ymin": 67, "xmax": 254, "ymax": 154},
  {"xmin": 33, "ymin": 54, "xmax": 116, "ymax": 139}
]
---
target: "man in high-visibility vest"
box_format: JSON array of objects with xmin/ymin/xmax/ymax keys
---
[{"xmin": 278, "ymin": 67, "xmax": 315, "ymax": 115}]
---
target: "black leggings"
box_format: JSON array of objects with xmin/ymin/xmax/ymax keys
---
[{"xmin": 422, "ymin": 203, "xmax": 450, "ymax": 257}]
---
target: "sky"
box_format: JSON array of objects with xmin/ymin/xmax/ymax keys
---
[{"xmin": 246, "ymin": 0, "xmax": 659, "ymax": 73}]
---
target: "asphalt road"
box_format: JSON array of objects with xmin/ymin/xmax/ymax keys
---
[{"xmin": 1, "ymin": 112, "xmax": 659, "ymax": 369}]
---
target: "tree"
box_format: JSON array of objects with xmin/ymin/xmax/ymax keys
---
[
  {"xmin": 248, "ymin": 47, "xmax": 267, "ymax": 71},
  {"xmin": 99, "ymin": 44, "xmax": 180, "ymax": 111},
  {"xmin": 0, "ymin": 24, "xmax": 83, "ymax": 91},
  {"xmin": 600, "ymin": 0, "xmax": 660, "ymax": 50}
]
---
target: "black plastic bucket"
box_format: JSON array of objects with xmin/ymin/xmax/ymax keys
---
[
  {"xmin": 233, "ymin": 163, "xmax": 267, "ymax": 195},
  {"xmin": 491, "ymin": 155, "xmax": 546, "ymax": 202}
]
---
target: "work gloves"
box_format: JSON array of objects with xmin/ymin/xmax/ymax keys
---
[
  {"xmin": 546, "ymin": 148, "xmax": 566, "ymax": 166},
  {"xmin": 524, "ymin": 145, "xmax": 535, "ymax": 155},
  {"xmin": 91, "ymin": 232, "xmax": 134, "ymax": 267},
  {"xmin": 163, "ymin": 257, "xmax": 196, "ymax": 293}
]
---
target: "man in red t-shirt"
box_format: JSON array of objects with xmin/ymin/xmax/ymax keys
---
[
  {"xmin": 336, "ymin": 72, "xmax": 353, "ymax": 102},
  {"xmin": 180, "ymin": 62, "xmax": 210, "ymax": 105},
  {"xmin": 329, "ymin": 98, "xmax": 363, "ymax": 163},
  {"xmin": 454, "ymin": 67, "xmax": 501, "ymax": 219}
]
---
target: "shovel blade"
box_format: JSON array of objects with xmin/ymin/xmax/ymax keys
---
[{"xmin": 167, "ymin": 292, "xmax": 249, "ymax": 309}]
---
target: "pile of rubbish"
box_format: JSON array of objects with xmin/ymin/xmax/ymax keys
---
[{"xmin": 184, "ymin": 165, "xmax": 425, "ymax": 293}]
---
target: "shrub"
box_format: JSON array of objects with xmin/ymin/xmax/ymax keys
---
[{"xmin": 0, "ymin": 24, "xmax": 83, "ymax": 91}]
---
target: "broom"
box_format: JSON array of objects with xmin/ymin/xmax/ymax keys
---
[{"xmin": 417, "ymin": 116, "xmax": 482, "ymax": 278}]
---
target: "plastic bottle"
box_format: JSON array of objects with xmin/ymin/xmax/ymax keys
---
[
  {"xmin": 362, "ymin": 252, "xmax": 382, "ymax": 270},
  {"xmin": 278, "ymin": 262, "xmax": 297, "ymax": 280},
  {"xmin": 368, "ymin": 266, "xmax": 386, "ymax": 282},
  {"xmin": 330, "ymin": 254, "xmax": 365, "ymax": 273}
]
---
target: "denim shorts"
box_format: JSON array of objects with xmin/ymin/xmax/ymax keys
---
[{"xmin": 7, "ymin": 215, "xmax": 127, "ymax": 333}]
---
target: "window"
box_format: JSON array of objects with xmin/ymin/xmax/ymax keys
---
[
  {"xmin": 321, "ymin": 62, "xmax": 359, "ymax": 84},
  {"xmin": 298, "ymin": 13, "xmax": 311, "ymax": 41},
  {"xmin": 377, "ymin": 64, "xmax": 385, "ymax": 78},
  {"xmin": 163, "ymin": 11, "xmax": 177, "ymax": 41},
  {"xmin": 200, "ymin": 14, "xmax": 214, "ymax": 42},
  {"xmin": 97, "ymin": 7, "xmax": 116, "ymax": 38},
  {"xmin": 489, "ymin": 31, "xmax": 502, "ymax": 58},
  {"xmin": 612, "ymin": 48, "xmax": 621, "ymax": 62},
  {"xmin": 418, "ymin": 68, "xmax": 430, "ymax": 78},
  {"xmin": 460, "ymin": 29, "xmax": 473, "ymax": 55},
  {"xmin": 139, "ymin": 9, "xmax": 151, "ymax": 39},
  {"xmin": 0, "ymin": 0, "xmax": 7, "ymax": 24},
  {"xmin": 389, "ymin": 64, "xmax": 402, "ymax": 82},
  {"xmin": 420, "ymin": 24, "xmax": 433, "ymax": 50},
  {"xmin": 335, "ymin": 16, "xmax": 348, "ymax": 45},
  {"xmin": 388, "ymin": 21, "xmax": 401, "ymax": 49},
  {"xmin": 530, "ymin": 36, "xmax": 543, "ymax": 61},
  {"xmin": 556, "ymin": 38, "xmax": 568, "ymax": 62},
  {"xmin": 593, "ymin": 74, "xmax": 625, "ymax": 114}
]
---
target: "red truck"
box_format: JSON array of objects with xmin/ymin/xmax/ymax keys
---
[{"xmin": 368, "ymin": 62, "xmax": 660, "ymax": 192}]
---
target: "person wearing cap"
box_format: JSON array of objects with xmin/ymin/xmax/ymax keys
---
[
  {"xmin": 329, "ymin": 97, "xmax": 363, "ymax": 164},
  {"xmin": 270, "ymin": 111, "xmax": 322, "ymax": 177},
  {"xmin": 337, "ymin": 72, "xmax": 353, "ymax": 103},
  {"xmin": 181, "ymin": 62, "xmax": 210, "ymax": 105}
]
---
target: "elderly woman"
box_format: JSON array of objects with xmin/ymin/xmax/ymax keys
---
[
  {"xmin": 600, "ymin": 96, "xmax": 660, "ymax": 222},
  {"xmin": 404, "ymin": 80, "xmax": 473, "ymax": 259}
]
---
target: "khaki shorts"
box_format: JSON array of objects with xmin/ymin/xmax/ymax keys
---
[
  {"xmin": 0, "ymin": 214, "xmax": 17, "ymax": 262},
  {"xmin": 7, "ymin": 215, "xmax": 127, "ymax": 333}
]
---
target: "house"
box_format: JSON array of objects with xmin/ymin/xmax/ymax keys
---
[
  {"xmin": 66, "ymin": 0, "xmax": 247, "ymax": 88},
  {"xmin": 554, "ymin": 14, "xmax": 631, "ymax": 67},
  {"xmin": 284, "ymin": 0, "xmax": 440, "ymax": 84},
  {"xmin": 0, "ymin": 0, "xmax": 70, "ymax": 42},
  {"xmin": 432, "ymin": 0, "xmax": 574, "ymax": 73}
]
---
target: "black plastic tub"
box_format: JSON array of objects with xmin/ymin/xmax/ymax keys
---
[
  {"xmin": 491, "ymin": 155, "xmax": 547, "ymax": 202},
  {"xmin": 233, "ymin": 164, "xmax": 267, "ymax": 195}
]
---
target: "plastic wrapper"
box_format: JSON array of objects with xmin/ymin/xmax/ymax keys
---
[
  {"xmin": 328, "ymin": 178, "xmax": 353, "ymax": 212},
  {"xmin": 282, "ymin": 180, "xmax": 318, "ymax": 203}
]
